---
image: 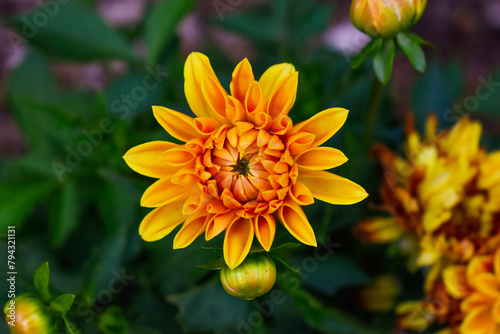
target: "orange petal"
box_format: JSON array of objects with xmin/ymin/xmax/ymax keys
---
[
  {"xmin": 230, "ymin": 58, "xmax": 255, "ymax": 104},
  {"xmin": 201, "ymin": 75, "xmax": 228, "ymax": 123},
  {"xmin": 259, "ymin": 63, "xmax": 296, "ymax": 101},
  {"xmin": 173, "ymin": 213, "xmax": 210, "ymax": 249},
  {"xmin": 184, "ymin": 52, "xmax": 227, "ymax": 119},
  {"xmin": 153, "ymin": 106, "xmax": 199, "ymax": 142},
  {"xmin": 286, "ymin": 132, "xmax": 316, "ymax": 156},
  {"xmin": 442, "ymin": 265, "xmax": 470, "ymax": 298},
  {"xmin": 141, "ymin": 177, "xmax": 194, "ymax": 208},
  {"xmin": 462, "ymin": 292, "xmax": 496, "ymax": 313},
  {"xmin": 225, "ymin": 96, "xmax": 247, "ymax": 124},
  {"xmin": 223, "ymin": 218, "xmax": 254, "ymax": 269},
  {"xmin": 123, "ymin": 141, "xmax": 179, "ymax": 178},
  {"xmin": 245, "ymin": 82, "xmax": 266, "ymax": 117},
  {"xmin": 139, "ymin": 200, "xmax": 186, "ymax": 241},
  {"xmin": 254, "ymin": 214, "xmax": 276, "ymax": 251},
  {"xmin": 468, "ymin": 256, "xmax": 494, "ymax": 287},
  {"xmin": 461, "ymin": 305, "xmax": 496, "ymax": 334},
  {"xmin": 267, "ymin": 72, "xmax": 298, "ymax": 118},
  {"xmin": 474, "ymin": 273, "xmax": 500, "ymax": 298},
  {"xmin": 295, "ymin": 147, "xmax": 348, "ymax": 170},
  {"xmin": 298, "ymin": 170, "xmax": 368, "ymax": 205},
  {"xmin": 277, "ymin": 198, "xmax": 317, "ymax": 247},
  {"xmin": 290, "ymin": 108, "xmax": 348, "ymax": 148},
  {"xmin": 495, "ymin": 249, "xmax": 500, "ymax": 277},
  {"xmin": 289, "ymin": 181, "xmax": 314, "ymax": 206},
  {"xmin": 161, "ymin": 147, "xmax": 196, "ymax": 166},
  {"xmin": 194, "ymin": 117, "xmax": 219, "ymax": 136},
  {"xmin": 206, "ymin": 210, "xmax": 237, "ymax": 240}
]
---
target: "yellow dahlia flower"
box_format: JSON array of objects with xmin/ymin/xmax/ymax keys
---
[
  {"xmin": 124, "ymin": 52, "xmax": 367, "ymax": 269},
  {"xmin": 355, "ymin": 114, "xmax": 500, "ymax": 331},
  {"xmin": 350, "ymin": 0, "xmax": 427, "ymax": 38}
]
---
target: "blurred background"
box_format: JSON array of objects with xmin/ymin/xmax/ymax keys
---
[{"xmin": 0, "ymin": 0, "xmax": 499, "ymax": 333}]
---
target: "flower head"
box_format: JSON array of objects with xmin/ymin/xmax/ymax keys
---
[
  {"xmin": 124, "ymin": 52, "xmax": 367, "ymax": 269},
  {"xmin": 356, "ymin": 114, "xmax": 500, "ymax": 331},
  {"xmin": 350, "ymin": 0, "xmax": 427, "ymax": 37}
]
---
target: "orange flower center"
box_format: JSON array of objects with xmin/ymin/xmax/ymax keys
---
[{"xmin": 196, "ymin": 125, "xmax": 296, "ymax": 216}]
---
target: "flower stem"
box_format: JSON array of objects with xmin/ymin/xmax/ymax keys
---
[{"xmin": 365, "ymin": 79, "xmax": 383, "ymax": 144}]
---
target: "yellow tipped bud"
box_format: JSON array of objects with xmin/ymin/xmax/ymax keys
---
[
  {"xmin": 220, "ymin": 253, "xmax": 276, "ymax": 300},
  {"xmin": 350, "ymin": 0, "xmax": 427, "ymax": 38},
  {"xmin": 4, "ymin": 294, "xmax": 57, "ymax": 334}
]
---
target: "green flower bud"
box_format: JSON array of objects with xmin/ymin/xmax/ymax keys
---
[
  {"xmin": 4, "ymin": 293, "xmax": 58, "ymax": 334},
  {"xmin": 220, "ymin": 253, "xmax": 276, "ymax": 300},
  {"xmin": 350, "ymin": 0, "xmax": 427, "ymax": 38}
]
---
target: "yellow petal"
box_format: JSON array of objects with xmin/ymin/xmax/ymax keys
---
[
  {"xmin": 259, "ymin": 63, "xmax": 296, "ymax": 101},
  {"xmin": 254, "ymin": 214, "xmax": 276, "ymax": 251},
  {"xmin": 123, "ymin": 141, "xmax": 179, "ymax": 178},
  {"xmin": 224, "ymin": 218, "xmax": 254, "ymax": 269},
  {"xmin": 230, "ymin": 58, "xmax": 255, "ymax": 104},
  {"xmin": 153, "ymin": 106, "xmax": 199, "ymax": 142},
  {"xmin": 277, "ymin": 198, "xmax": 317, "ymax": 247},
  {"xmin": 184, "ymin": 52, "xmax": 227, "ymax": 119},
  {"xmin": 295, "ymin": 147, "xmax": 348, "ymax": 171},
  {"xmin": 442, "ymin": 265, "xmax": 469, "ymax": 298},
  {"xmin": 267, "ymin": 72, "xmax": 298, "ymax": 118},
  {"xmin": 139, "ymin": 200, "xmax": 186, "ymax": 241},
  {"xmin": 141, "ymin": 177, "xmax": 194, "ymax": 208},
  {"xmin": 354, "ymin": 217, "xmax": 402, "ymax": 243},
  {"xmin": 290, "ymin": 108, "xmax": 348, "ymax": 149},
  {"xmin": 161, "ymin": 147, "xmax": 196, "ymax": 166},
  {"xmin": 173, "ymin": 213, "xmax": 210, "ymax": 249},
  {"xmin": 298, "ymin": 170, "xmax": 368, "ymax": 205},
  {"xmin": 201, "ymin": 75, "xmax": 228, "ymax": 123}
]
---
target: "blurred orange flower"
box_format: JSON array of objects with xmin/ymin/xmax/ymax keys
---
[
  {"xmin": 355, "ymin": 114, "xmax": 500, "ymax": 331},
  {"xmin": 124, "ymin": 52, "xmax": 367, "ymax": 269}
]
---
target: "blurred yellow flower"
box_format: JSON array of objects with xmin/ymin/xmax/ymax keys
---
[
  {"xmin": 124, "ymin": 52, "xmax": 367, "ymax": 269},
  {"xmin": 358, "ymin": 275, "xmax": 400, "ymax": 312},
  {"xmin": 356, "ymin": 114, "xmax": 500, "ymax": 331},
  {"xmin": 350, "ymin": 0, "xmax": 427, "ymax": 37}
]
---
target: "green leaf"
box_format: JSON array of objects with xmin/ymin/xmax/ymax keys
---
[
  {"xmin": 373, "ymin": 38, "xmax": 395, "ymax": 85},
  {"xmin": 49, "ymin": 294, "xmax": 75, "ymax": 315},
  {"xmin": 350, "ymin": 38, "xmax": 382, "ymax": 69},
  {"xmin": 0, "ymin": 179, "xmax": 56, "ymax": 230},
  {"xmin": 145, "ymin": 0, "xmax": 194, "ymax": 65},
  {"xmin": 34, "ymin": 262, "xmax": 51, "ymax": 303},
  {"xmin": 397, "ymin": 32, "xmax": 426, "ymax": 73},
  {"xmin": 49, "ymin": 181, "xmax": 79, "ymax": 248},
  {"xmin": 270, "ymin": 242, "xmax": 301, "ymax": 251},
  {"xmin": 6, "ymin": 3, "xmax": 137, "ymax": 62},
  {"xmin": 289, "ymin": 289, "xmax": 376, "ymax": 334},
  {"xmin": 97, "ymin": 306, "xmax": 129, "ymax": 334},
  {"xmin": 197, "ymin": 257, "xmax": 227, "ymax": 270},
  {"xmin": 405, "ymin": 32, "xmax": 434, "ymax": 47},
  {"xmin": 62, "ymin": 315, "xmax": 82, "ymax": 334}
]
